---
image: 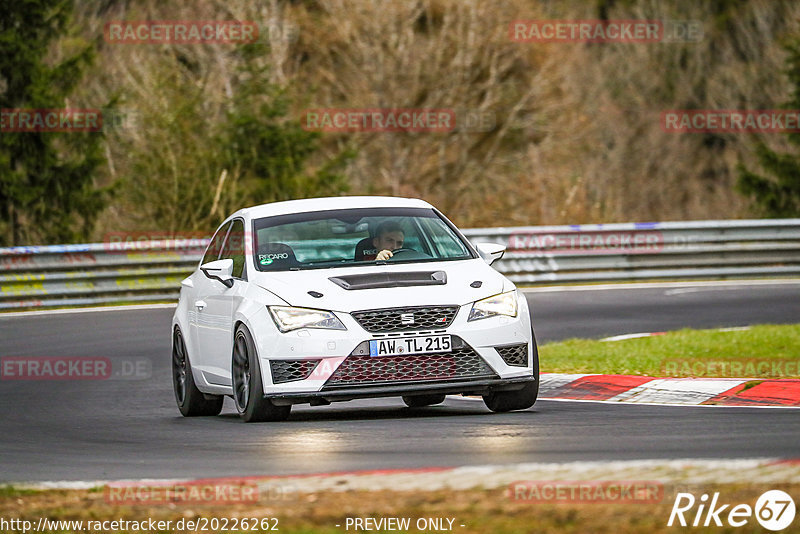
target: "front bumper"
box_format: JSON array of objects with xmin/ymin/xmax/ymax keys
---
[
  {"xmin": 265, "ymin": 376, "xmax": 536, "ymax": 406},
  {"xmin": 253, "ymin": 295, "xmax": 534, "ymax": 398}
]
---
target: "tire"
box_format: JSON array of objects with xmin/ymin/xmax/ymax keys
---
[
  {"xmin": 172, "ymin": 327, "xmax": 223, "ymax": 417},
  {"xmin": 232, "ymin": 325, "xmax": 291, "ymax": 423},
  {"xmin": 402, "ymin": 394, "xmax": 446, "ymax": 408},
  {"xmin": 483, "ymin": 333, "xmax": 540, "ymax": 413}
]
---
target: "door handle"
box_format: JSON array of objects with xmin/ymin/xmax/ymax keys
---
[{"xmin": 195, "ymin": 300, "xmax": 207, "ymax": 311}]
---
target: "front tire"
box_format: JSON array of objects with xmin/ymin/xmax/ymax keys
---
[
  {"xmin": 232, "ymin": 325, "xmax": 291, "ymax": 422},
  {"xmin": 172, "ymin": 327, "xmax": 223, "ymax": 417},
  {"xmin": 483, "ymin": 334, "xmax": 540, "ymax": 413},
  {"xmin": 402, "ymin": 394, "xmax": 446, "ymax": 408}
]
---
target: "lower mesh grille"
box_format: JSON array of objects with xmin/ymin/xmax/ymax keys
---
[
  {"xmin": 322, "ymin": 341, "xmax": 496, "ymax": 389},
  {"xmin": 270, "ymin": 360, "xmax": 319, "ymax": 384},
  {"xmin": 495, "ymin": 343, "xmax": 528, "ymax": 367}
]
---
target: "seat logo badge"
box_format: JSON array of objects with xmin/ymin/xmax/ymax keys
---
[{"xmin": 400, "ymin": 313, "xmax": 415, "ymax": 325}]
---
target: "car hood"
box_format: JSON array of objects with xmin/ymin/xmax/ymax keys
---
[{"xmin": 249, "ymin": 259, "xmax": 511, "ymax": 312}]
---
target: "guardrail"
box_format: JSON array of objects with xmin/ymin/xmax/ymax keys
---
[{"xmin": 1, "ymin": 219, "xmax": 798, "ymax": 310}]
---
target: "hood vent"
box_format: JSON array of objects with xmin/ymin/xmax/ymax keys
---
[{"xmin": 328, "ymin": 271, "xmax": 447, "ymax": 290}]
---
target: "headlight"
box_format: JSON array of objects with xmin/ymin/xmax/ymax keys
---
[
  {"xmin": 268, "ymin": 306, "xmax": 346, "ymax": 332},
  {"xmin": 468, "ymin": 291, "xmax": 518, "ymax": 321}
]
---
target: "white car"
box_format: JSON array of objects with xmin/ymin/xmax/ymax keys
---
[{"xmin": 171, "ymin": 196, "xmax": 539, "ymax": 422}]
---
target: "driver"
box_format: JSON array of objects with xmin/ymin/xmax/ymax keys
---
[{"xmin": 372, "ymin": 221, "xmax": 405, "ymax": 261}]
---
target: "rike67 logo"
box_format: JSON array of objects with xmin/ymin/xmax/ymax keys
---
[{"xmin": 668, "ymin": 490, "xmax": 795, "ymax": 531}]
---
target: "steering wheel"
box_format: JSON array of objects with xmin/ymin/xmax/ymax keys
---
[{"xmin": 390, "ymin": 248, "xmax": 416, "ymax": 257}]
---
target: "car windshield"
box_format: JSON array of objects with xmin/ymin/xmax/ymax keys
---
[{"xmin": 252, "ymin": 207, "xmax": 474, "ymax": 271}]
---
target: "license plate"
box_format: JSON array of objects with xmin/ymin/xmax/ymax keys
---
[{"xmin": 369, "ymin": 335, "xmax": 452, "ymax": 357}]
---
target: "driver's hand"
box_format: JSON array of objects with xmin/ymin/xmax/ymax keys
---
[{"xmin": 376, "ymin": 249, "xmax": 393, "ymax": 261}]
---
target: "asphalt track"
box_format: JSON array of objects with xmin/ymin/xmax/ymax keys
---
[{"xmin": 1, "ymin": 281, "xmax": 798, "ymax": 482}]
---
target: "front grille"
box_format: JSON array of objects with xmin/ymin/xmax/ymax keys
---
[
  {"xmin": 351, "ymin": 306, "xmax": 458, "ymax": 333},
  {"xmin": 322, "ymin": 339, "xmax": 496, "ymax": 389},
  {"xmin": 495, "ymin": 343, "xmax": 528, "ymax": 367},
  {"xmin": 270, "ymin": 359, "xmax": 319, "ymax": 384}
]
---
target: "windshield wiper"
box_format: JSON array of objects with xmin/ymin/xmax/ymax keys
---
[{"xmin": 303, "ymin": 259, "xmax": 350, "ymax": 266}]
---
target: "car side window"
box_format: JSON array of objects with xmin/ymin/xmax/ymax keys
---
[
  {"xmin": 420, "ymin": 217, "xmax": 469, "ymax": 257},
  {"xmin": 219, "ymin": 219, "xmax": 246, "ymax": 279},
  {"xmin": 202, "ymin": 221, "xmax": 232, "ymax": 265}
]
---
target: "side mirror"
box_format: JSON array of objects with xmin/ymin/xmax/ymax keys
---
[
  {"xmin": 200, "ymin": 258, "xmax": 234, "ymax": 288},
  {"xmin": 475, "ymin": 242, "xmax": 506, "ymax": 265}
]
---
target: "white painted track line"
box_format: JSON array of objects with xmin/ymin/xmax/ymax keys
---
[
  {"xmin": 0, "ymin": 303, "xmax": 177, "ymax": 318},
  {"xmin": 521, "ymin": 279, "xmax": 800, "ymax": 293},
  {"xmin": 608, "ymin": 379, "xmax": 748, "ymax": 405}
]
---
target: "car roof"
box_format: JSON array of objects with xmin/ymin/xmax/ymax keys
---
[{"xmin": 233, "ymin": 196, "xmax": 435, "ymax": 220}]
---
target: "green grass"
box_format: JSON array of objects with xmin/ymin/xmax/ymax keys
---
[
  {"xmin": 539, "ymin": 324, "xmax": 800, "ymax": 378},
  {"xmin": 0, "ymin": 485, "xmax": 39, "ymax": 498}
]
